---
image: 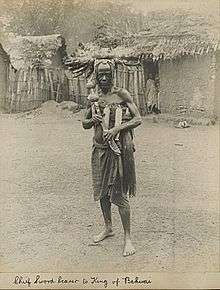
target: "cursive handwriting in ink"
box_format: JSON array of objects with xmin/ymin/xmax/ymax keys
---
[
  {"xmin": 57, "ymin": 276, "xmax": 80, "ymax": 284},
  {"xmin": 122, "ymin": 276, "xmax": 152, "ymax": 285},
  {"xmin": 13, "ymin": 276, "xmax": 31, "ymax": 287},
  {"xmin": 34, "ymin": 275, "xmax": 55, "ymax": 284},
  {"xmin": 91, "ymin": 276, "xmax": 108, "ymax": 288},
  {"xmin": 112, "ymin": 277, "xmax": 120, "ymax": 287}
]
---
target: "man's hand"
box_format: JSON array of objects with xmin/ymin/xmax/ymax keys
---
[
  {"xmin": 92, "ymin": 114, "xmax": 102, "ymax": 124},
  {"xmin": 103, "ymin": 128, "xmax": 119, "ymax": 141}
]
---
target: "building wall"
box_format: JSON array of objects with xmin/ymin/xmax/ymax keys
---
[
  {"xmin": 159, "ymin": 55, "xmax": 216, "ymax": 118},
  {"xmin": 0, "ymin": 56, "xmax": 8, "ymax": 109},
  {"xmin": 4, "ymin": 53, "xmax": 218, "ymax": 117},
  {"xmin": 5, "ymin": 67, "xmax": 70, "ymax": 113},
  {"xmin": 214, "ymin": 51, "xmax": 220, "ymax": 118}
]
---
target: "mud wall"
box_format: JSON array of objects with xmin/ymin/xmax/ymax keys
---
[{"xmin": 159, "ymin": 54, "xmax": 216, "ymax": 118}]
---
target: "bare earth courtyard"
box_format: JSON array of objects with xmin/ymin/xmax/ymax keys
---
[{"xmin": 0, "ymin": 109, "xmax": 219, "ymax": 273}]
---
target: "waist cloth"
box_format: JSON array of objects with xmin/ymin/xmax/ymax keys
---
[{"xmin": 91, "ymin": 129, "xmax": 136, "ymax": 207}]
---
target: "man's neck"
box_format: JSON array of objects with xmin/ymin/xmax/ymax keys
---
[{"xmin": 100, "ymin": 85, "xmax": 113, "ymax": 95}]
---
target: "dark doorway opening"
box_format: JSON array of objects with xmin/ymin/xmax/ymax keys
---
[{"xmin": 142, "ymin": 53, "xmax": 163, "ymax": 114}]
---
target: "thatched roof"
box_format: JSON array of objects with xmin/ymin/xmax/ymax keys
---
[
  {"xmin": 126, "ymin": 10, "xmax": 219, "ymax": 58},
  {"xmin": 5, "ymin": 34, "xmax": 66, "ymax": 69},
  {"xmin": 125, "ymin": 34, "xmax": 219, "ymax": 59},
  {"xmin": 72, "ymin": 35, "xmax": 219, "ymax": 61},
  {"xmin": 74, "ymin": 9, "xmax": 219, "ymax": 60}
]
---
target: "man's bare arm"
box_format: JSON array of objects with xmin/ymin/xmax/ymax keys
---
[
  {"xmin": 116, "ymin": 88, "xmax": 142, "ymax": 131},
  {"xmin": 82, "ymin": 103, "xmax": 103, "ymax": 129},
  {"xmin": 104, "ymin": 89, "xmax": 142, "ymax": 141},
  {"xmin": 82, "ymin": 106, "xmax": 93, "ymax": 129}
]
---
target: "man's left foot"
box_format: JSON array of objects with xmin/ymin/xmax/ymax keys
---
[
  {"xmin": 123, "ymin": 239, "xmax": 136, "ymax": 257},
  {"xmin": 93, "ymin": 229, "xmax": 115, "ymax": 243}
]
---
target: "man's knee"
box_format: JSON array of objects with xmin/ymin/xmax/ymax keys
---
[
  {"xmin": 100, "ymin": 195, "xmax": 111, "ymax": 207},
  {"xmin": 118, "ymin": 201, "xmax": 130, "ymax": 211}
]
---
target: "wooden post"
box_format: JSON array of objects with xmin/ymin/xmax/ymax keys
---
[
  {"xmin": 48, "ymin": 70, "xmax": 54, "ymax": 100},
  {"xmin": 115, "ymin": 66, "xmax": 119, "ymax": 87},
  {"xmin": 117, "ymin": 65, "xmax": 123, "ymax": 88},
  {"xmin": 33, "ymin": 67, "xmax": 38, "ymax": 109},
  {"xmin": 122, "ymin": 65, "xmax": 127, "ymax": 88},
  {"xmin": 7, "ymin": 66, "xmax": 12, "ymax": 112},
  {"xmin": 77, "ymin": 74, "xmax": 86, "ymax": 107},
  {"xmin": 18, "ymin": 69, "xmax": 25, "ymax": 111},
  {"xmin": 44, "ymin": 68, "xmax": 49, "ymax": 102},
  {"xmin": 72, "ymin": 77, "xmax": 78, "ymax": 103},
  {"xmin": 138, "ymin": 65, "xmax": 146, "ymax": 116},
  {"xmin": 40, "ymin": 68, "xmax": 45, "ymax": 104},
  {"xmin": 23, "ymin": 68, "xmax": 28, "ymax": 111},
  {"xmin": 10, "ymin": 69, "xmax": 18, "ymax": 113},
  {"xmin": 68, "ymin": 77, "xmax": 74, "ymax": 101},
  {"xmin": 133, "ymin": 68, "xmax": 139, "ymax": 108}
]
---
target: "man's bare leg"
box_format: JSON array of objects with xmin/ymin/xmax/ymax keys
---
[
  {"xmin": 93, "ymin": 196, "xmax": 115, "ymax": 243},
  {"xmin": 118, "ymin": 205, "xmax": 135, "ymax": 257}
]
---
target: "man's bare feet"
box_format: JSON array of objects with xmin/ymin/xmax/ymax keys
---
[
  {"xmin": 123, "ymin": 238, "xmax": 135, "ymax": 257},
  {"xmin": 93, "ymin": 229, "xmax": 115, "ymax": 243}
]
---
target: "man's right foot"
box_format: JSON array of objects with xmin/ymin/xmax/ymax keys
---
[
  {"xmin": 123, "ymin": 238, "xmax": 136, "ymax": 257},
  {"xmin": 93, "ymin": 229, "xmax": 115, "ymax": 243}
]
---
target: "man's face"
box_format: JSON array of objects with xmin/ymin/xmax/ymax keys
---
[{"xmin": 97, "ymin": 69, "xmax": 113, "ymax": 90}]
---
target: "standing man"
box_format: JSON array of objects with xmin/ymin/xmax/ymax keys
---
[
  {"xmin": 142, "ymin": 53, "xmax": 161, "ymax": 114},
  {"xmin": 82, "ymin": 60, "xmax": 141, "ymax": 257}
]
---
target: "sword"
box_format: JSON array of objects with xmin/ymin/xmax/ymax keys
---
[{"xmin": 88, "ymin": 90, "xmax": 121, "ymax": 156}]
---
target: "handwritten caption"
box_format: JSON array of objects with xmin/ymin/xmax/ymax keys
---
[{"xmin": 13, "ymin": 275, "xmax": 152, "ymax": 288}]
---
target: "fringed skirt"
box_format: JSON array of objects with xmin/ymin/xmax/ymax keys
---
[{"xmin": 91, "ymin": 130, "xmax": 136, "ymax": 207}]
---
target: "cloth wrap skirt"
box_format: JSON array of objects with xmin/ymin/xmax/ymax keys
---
[{"xmin": 91, "ymin": 129, "xmax": 136, "ymax": 207}]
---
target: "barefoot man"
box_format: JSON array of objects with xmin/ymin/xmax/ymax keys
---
[{"xmin": 82, "ymin": 60, "xmax": 141, "ymax": 256}]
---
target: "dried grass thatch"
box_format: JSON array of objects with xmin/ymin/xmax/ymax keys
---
[
  {"xmin": 4, "ymin": 34, "xmax": 65, "ymax": 69},
  {"xmin": 74, "ymin": 35, "xmax": 219, "ymax": 61},
  {"xmin": 73, "ymin": 9, "xmax": 219, "ymax": 60}
]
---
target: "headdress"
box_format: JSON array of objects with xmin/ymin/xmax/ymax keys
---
[{"xmin": 94, "ymin": 59, "xmax": 115, "ymax": 75}]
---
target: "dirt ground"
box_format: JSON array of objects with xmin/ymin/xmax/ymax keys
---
[{"xmin": 0, "ymin": 106, "xmax": 219, "ymax": 273}]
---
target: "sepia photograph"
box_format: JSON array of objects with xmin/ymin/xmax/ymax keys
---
[{"xmin": 0, "ymin": 0, "xmax": 219, "ymax": 289}]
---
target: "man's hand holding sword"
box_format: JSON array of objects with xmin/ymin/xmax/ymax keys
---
[{"xmin": 88, "ymin": 89, "xmax": 121, "ymax": 155}]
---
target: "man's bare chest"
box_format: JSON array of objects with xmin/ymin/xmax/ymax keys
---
[{"xmin": 98, "ymin": 93, "xmax": 123, "ymax": 106}]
